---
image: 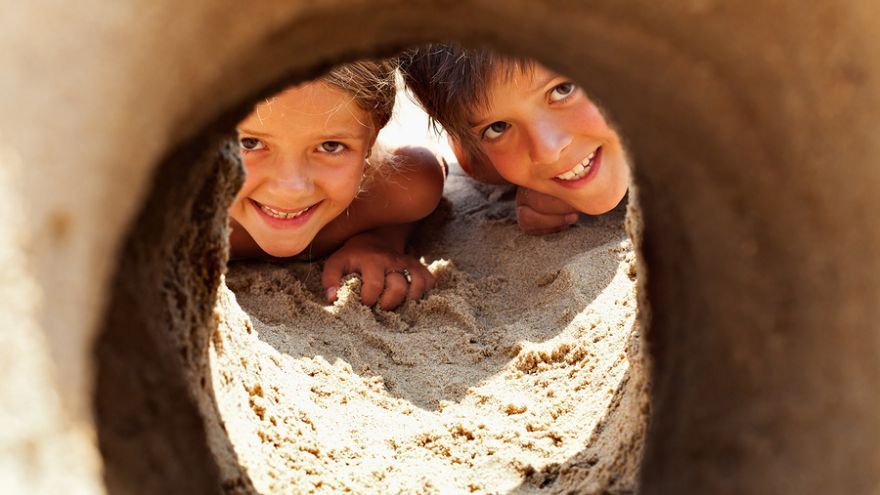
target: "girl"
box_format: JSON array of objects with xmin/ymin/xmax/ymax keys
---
[{"xmin": 229, "ymin": 60, "xmax": 445, "ymax": 310}]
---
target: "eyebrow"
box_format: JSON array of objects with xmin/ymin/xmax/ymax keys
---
[
  {"xmin": 532, "ymin": 71, "xmax": 560, "ymax": 93},
  {"xmin": 469, "ymin": 113, "xmax": 496, "ymax": 131},
  {"xmin": 237, "ymin": 128, "xmax": 364, "ymax": 141},
  {"xmin": 320, "ymin": 132, "xmax": 363, "ymax": 140},
  {"xmin": 237, "ymin": 128, "xmax": 274, "ymax": 139},
  {"xmin": 468, "ymin": 72, "xmax": 562, "ymax": 129}
]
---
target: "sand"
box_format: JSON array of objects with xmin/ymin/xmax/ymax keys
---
[
  {"xmin": 210, "ymin": 175, "xmax": 646, "ymax": 493},
  {"xmin": 205, "ymin": 89, "xmax": 648, "ymax": 494}
]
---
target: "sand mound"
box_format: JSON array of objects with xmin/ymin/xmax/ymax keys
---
[{"xmin": 208, "ymin": 164, "xmax": 648, "ymax": 494}]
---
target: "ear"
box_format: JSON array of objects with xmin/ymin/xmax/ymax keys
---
[{"xmin": 365, "ymin": 131, "xmax": 379, "ymax": 159}]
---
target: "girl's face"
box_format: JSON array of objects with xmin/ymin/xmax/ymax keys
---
[
  {"xmin": 470, "ymin": 63, "xmax": 630, "ymax": 215},
  {"xmin": 231, "ymin": 82, "xmax": 375, "ymax": 257}
]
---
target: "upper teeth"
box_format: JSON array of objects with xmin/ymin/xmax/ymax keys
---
[
  {"xmin": 555, "ymin": 150, "xmax": 596, "ymax": 181},
  {"xmin": 260, "ymin": 203, "xmax": 311, "ymax": 219}
]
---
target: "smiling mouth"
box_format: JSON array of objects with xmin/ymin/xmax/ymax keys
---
[
  {"xmin": 555, "ymin": 147, "xmax": 600, "ymax": 181},
  {"xmin": 251, "ymin": 199, "xmax": 319, "ymax": 220}
]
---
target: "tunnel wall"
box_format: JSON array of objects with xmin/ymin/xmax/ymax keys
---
[
  {"xmin": 94, "ymin": 140, "xmax": 246, "ymax": 493},
  {"xmin": 1, "ymin": 1, "xmax": 879, "ymax": 494}
]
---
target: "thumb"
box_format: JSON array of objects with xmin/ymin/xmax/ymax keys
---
[{"xmin": 516, "ymin": 204, "xmax": 578, "ymax": 235}]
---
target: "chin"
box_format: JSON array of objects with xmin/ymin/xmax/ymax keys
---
[
  {"xmin": 582, "ymin": 172, "xmax": 629, "ymax": 214},
  {"xmin": 258, "ymin": 240, "xmax": 308, "ymax": 258},
  {"xmin": 575, "ymin": 190, "xmax": 628, "ymax": 215},
  {"xmin": 577, "ymin": 202, "xmax": 615, "ymax": 216}
]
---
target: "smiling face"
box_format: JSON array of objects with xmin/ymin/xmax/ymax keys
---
[
  {"xmin": 231, "ymin": 82, "xmax": 375, "ymax": 257},
  {"xmin": 470, "ymin": 63, "xmax": 630, "ymax": 214}
]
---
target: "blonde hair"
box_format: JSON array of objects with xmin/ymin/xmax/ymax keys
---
[{"xmin": 320, "ymin": 59, "xmax": 400, "ymax": 181}]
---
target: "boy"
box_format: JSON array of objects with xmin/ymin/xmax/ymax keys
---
[{"xmin": 399, "ymin": 44, "xmax": 630, "ymax": 234}]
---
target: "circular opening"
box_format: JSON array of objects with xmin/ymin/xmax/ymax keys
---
[
  {"xmin": 95, "ymin": 34, "xmax": 650, "ymax": 494},
  {"xmin": 212, "ymin": 55, "xmax": 647, "ymax": 492}
]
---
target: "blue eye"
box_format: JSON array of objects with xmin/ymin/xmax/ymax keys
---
[
  {"xmin": 549, "ymin": 82, "xmax": 576, "ymax": 102},
  {"xmin": 239, "ymin": 137, "xmax": 265, "ymax": 151},
  {"xmin": 482, "ymin": 121, "xmax": 510, "ymax": 140},
  {"xmin": 319, "ymin": 141, "xmax": 346, "ymax": 153}
]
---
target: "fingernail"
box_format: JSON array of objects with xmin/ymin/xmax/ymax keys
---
[
  {"xmin": 325, "ymin": 287, "xmax": 337, "ymax": 302},
  {"xmin": 565, "ymin": 213, "xmax": 579, "ymax": 224}
]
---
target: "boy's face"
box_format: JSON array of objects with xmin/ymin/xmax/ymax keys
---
[
  {"xmin": 468, "ymin": 63, "xmax": 629, "ymax": 215},
  {"xmin": 231, "ymin": 82, "xmax": 374, "ymax": 257}
]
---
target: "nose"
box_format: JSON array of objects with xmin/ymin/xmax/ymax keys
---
[
  {"xmin": 528, "ymin": 117, "xmax": 572, "ymax": 167},
  {"xmin": 269, "ymin": 155, "xmax": 313, "ymax": 194}
]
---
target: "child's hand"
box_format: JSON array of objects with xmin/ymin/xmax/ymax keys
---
[
  {"xmin": 322, "ymin": 233, "xmax": 436, "ymax": 310},
  {"xmin": 515, "ymin": 187, "xmax": 580, "ymax": 235}
]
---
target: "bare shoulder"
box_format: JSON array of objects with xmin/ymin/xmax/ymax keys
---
[
  {"xmin": 312, "ymin": 145, "xmax": 444, "ymax": 254},
  {"xmin": 363, "ymin": 145, "xmax": 445, "ymax": 223},
  {"xmin": 391, "ymin": 145, "xmax": 446, "ymax": 182}
]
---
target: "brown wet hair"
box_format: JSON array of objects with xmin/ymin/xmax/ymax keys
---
[{"xmin": 398, "ymin": 43, "xmax": 532, "ymax": 160}]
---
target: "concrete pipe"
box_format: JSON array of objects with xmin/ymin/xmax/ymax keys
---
[{"xmin": 1, "ymin": 1, "xmax": 878, "ymax": 493}]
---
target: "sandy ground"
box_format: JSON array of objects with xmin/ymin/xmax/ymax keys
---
[{"xmin": 206, "ymin": 90, "xmax": 648, "ymax": 494}]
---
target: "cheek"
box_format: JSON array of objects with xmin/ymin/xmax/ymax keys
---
[
  {"xmin": 231, "ymin": 179, "xmax": 260, "ymax": 216},
  {"xmin": 233, "ymin": 157, "xmax": 261, "ymax": 201},
  {"xmin": 320, "ymin": 160, "xmax": 364, "ymax": 202},
  {"xmin": 487, "ymin": 147, "xmax": 530, "ymax": 182},
  {"xmin": 575, "ymin": 104, "xmax": 618, "ymax": 141},
  {"xmin": 607, "ymin": 145, "xmax": 631, "ymax": 185}
]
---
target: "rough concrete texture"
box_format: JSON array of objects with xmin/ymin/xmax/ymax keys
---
[
  {"xmin": 1, "ymin": 0, "xmax": 879, "ymax": 494},
  {"xmin": 94, "ymin": 140, "xmax": 246, "ymax": 493}
]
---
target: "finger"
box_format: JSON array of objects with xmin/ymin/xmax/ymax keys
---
[
  {"xmin": 406, "ymin": 268, "xmax": 426, "ymax": 301},
  {"xmin": 379, "ymin": 272, "xmax": 409, "ymax": 310},
  {"xmin": 410, "ymin": 263, "xmax": 436, "ymax": 297},
  {"xmin": 421, "ymin": 265, "xmax": 437, "ymax": 291},
  {"xmin": 359, "ymin": 264, "xmax": 386, "ymax": 307},
  {"xmin": 516, "ymin": 205, "xmax": 578, "ymax": 235},
  {"xmin": 321, "ymin": 257, "xmax": 349, "ymax": 302},
  {"xmin": 516, "ymin": 187, "xmax": 577, "ymax": 215}
]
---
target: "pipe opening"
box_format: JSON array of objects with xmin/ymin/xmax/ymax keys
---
[
  {"xmin": 224, "ymin": 49, "xmax": 647, "ymax": 493},
  {"xmin": 96, "ymin": 14, "xmax": 656, "ymax": 492}
]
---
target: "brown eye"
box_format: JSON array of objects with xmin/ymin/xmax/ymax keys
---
[
  {"xmin": 239, "ymin": 137, "xmax": 265, "ymax": 151},
  {"xmin": 482, "ymin": 121, "xmax": 510, "ymax": 140},
  {"xmin": 319, "ymin": 141, "xmax": 346, "ymax": 153},
  {"xmin": 549, "ymin": 82, "xmax": 576, "ymax": 102}
]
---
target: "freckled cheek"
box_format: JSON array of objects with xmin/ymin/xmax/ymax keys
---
[
  {"xmin": 232, "ymin": 167, "xmax": 262, "ymax": 204},
  {"xmin": 608, "ymin": 148, "xmax": 631, "ymax": 184},
  {"xmin": 333, "ymin": 179, "xmax": 361, "ymax": 204},
  {"xmin": 315, "ymin": 163, "xmax": 364, "ymax": 204},
  {"xmin": 489, "ymin": 145, "xmax": 535, "ymax": 183},
  {"xmin": 572, "ymin": 106, "xmax": 617, "ymax": 140},
  {"xmin": 486, "ymin": 152, "xmax": 513, "ymax": 180}
]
